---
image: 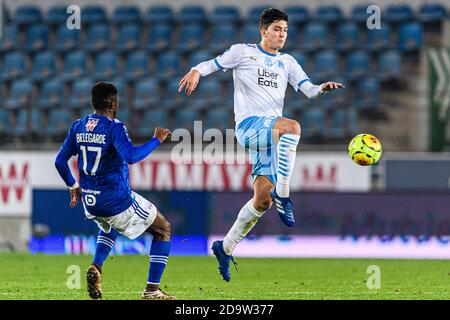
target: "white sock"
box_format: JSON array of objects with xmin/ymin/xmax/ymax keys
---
[
  {"xmin": 276, "ymin": 133, "xmax": 300, "ymax": 198},
  {"xmin": 222, "ymin": 199, "xmax": 264, "ymax": 255}
]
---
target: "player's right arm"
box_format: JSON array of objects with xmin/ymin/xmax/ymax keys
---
[
  {"xmin": 54, "ymin": 121, "xmax": 82, "ymax": 208},
  {"xmin": 112, "ymin": 123, "xmax": 171, "ymax": 164},
  {"xmin": 178, "ymin": 43, "xmax": 243, "ymax": 96}
]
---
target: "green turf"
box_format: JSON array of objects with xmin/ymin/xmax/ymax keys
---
[{"xmin": 0, "ymin": 253, "xmax": 449, "ymax": 300}]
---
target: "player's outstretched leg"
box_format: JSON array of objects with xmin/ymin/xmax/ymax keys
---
[
  {"xmin": 272, "ymin": 118, "xmax": 301, "ymax": 227},
  {"xmin": 87, "ymin": 228, "xmax": 118, "ymax": 299},
  {"xmin": 213, "ymin": 178, "xmax": 270, "ymax": 281},
  {"xmin": 142, "ymin": 211, "xmax": 176, "ymax": 300}
]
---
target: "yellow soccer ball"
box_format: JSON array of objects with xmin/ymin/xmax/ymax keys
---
[{"xmin": 348, "ymin": 134, "xmax": 382, "ymax": 166}]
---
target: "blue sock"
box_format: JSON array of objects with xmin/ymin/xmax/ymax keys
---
[
  {"xmin": 147, "ymin": 240, "xmax": 171, "ymax": 286},
  {"xmin": 92, "ymin": 229, "xmax": 118, "ymax": 267}
]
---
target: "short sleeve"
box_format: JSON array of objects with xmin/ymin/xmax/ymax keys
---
[
  {"xmin": 287, "ymin": 56, "xmax": 312, "ymax": 92},
  {"xmin": 214, "ymin": 44, "xmax": 244, "ymax": 71}
]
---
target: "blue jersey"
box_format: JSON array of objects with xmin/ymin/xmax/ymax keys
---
[{"xmin": 55, "ymin": 113, "xmax": 161, "ymax": 217}]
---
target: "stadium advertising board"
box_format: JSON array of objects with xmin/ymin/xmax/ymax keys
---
[
  {"xmin": 0, "ymin": 153, "xmax": 32, "ymax": 216},
  {"xmin": 0, "ymin": 151, "xmax": 371, "ymax": 192},
  {"xmin": 385, "ymin": 157, "xmax": 450, "ymax": 190}
]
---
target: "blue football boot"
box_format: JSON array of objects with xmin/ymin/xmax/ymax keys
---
[
  {"xmin": 211, "ymin": 240, "xmax": 238, "ymax": 282},
  {"xmin": 271, "ymin": 189, "xmax": 295, "ymax": 227}
]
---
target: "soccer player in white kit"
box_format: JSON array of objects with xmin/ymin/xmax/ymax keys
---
[{"xmin": 179, "ymin": 8, "xmax": 344, "ymax": 281}]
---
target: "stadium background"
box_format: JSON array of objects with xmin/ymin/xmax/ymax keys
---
[{"xmin": 1, "ymin": 0, "xmax": 450, "ymax": 260}]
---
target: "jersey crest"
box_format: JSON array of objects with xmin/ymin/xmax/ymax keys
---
[{"xmin": 85, "ymin": 118, "xmax": 99, "ymax": 132}]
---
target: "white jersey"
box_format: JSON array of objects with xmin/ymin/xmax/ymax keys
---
[{"xmin": 192, "ymin": 43, "xmax": 325, "ymax": 125}]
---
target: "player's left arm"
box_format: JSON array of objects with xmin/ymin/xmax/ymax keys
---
[
  {"xmin": 112, "ymin": 124, "xmax": 171, "ymax": 164},
  {"xmin": 321, "ymin": 81, "xmax": 345, "ymax": 91},
  {"xmin": 288, "ymin": 57, "xmax": 344, "ymax": 98},
  {"xmin": 54, "ymin": 123, "xmax": 82, "ymax": 208}
]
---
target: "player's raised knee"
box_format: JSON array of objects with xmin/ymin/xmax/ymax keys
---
[{"xmin": 286, "ymin": 120, "xmax": 301, "ymax": 136}]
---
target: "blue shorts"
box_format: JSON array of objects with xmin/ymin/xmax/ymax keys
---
[{"xmin": 236, "ymin": 115, "xmax": 280, "ymax": 185}]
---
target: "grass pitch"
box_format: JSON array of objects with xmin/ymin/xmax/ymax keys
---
[{"xmin": 0, "ymin": 253, "xmax": 449, "ymax": 300}]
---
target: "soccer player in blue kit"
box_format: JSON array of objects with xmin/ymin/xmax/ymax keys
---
[
  {"xmin": 55, "ymin": 82, "xmax": 175, "ymax": 300},
  {"xmin": 179, "ymin": 8, "xmax": 344, "ymax": 282}
]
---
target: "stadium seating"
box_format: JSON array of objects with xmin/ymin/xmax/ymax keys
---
[
  {"xmin": 334, "ymin": 22, "xmax": 360, "ymax": 52},
  {"xmin": 301, "ymin": 109, "xmax": 326, "ymax": 138},
  {"xmin": 353, "ymin": 77, "xmax": 380, "ymax": 110},
  {"xmin": 177, "ymin": 5, "xmax": 206, "ymax": 24},
  {"xmin": 36, "ymin": 79, "xmax": 65, "ymax": 110},
  {"xmin": 350, "ymin": 5, "xmax": 370, "ymax": 24},
  {"xmin": 4, "ymin": 79, "xmax": 34, "ymax": 110},
  {"xmin": 68, "ymin": 78, "xmax": 93, "ymax": 110},
  {"xmin": 81, "ymin": 6, "xmax": 107, "ymax": 25},
  {"xmin": 1, "ymin": 52, "xmax": 27, "ymax": 81},
  {"xmin": 173, "ymin": 109, "xmax": 200, "ymax": 132},
  {"xmin": 124, "ymin": 51, "xmax": 149, "ymax": 80},
  {"xmin": 326, "ymin": 108, "xmax": 346, "ymax": 138},
  {"xmin": 189, "ymin": 50, "xmax": 213, "ymax": 67},
  {"xmin": 60, "ymin": 51, "xmax": 88, "ymax": 81},
  {"xmin": 313, "ymin": 50, "xmax": 339, "ymax": 83},
  {"xmin": 115, "ymin": 24, "xmax": 141, "ymax": 52},
  {"xmin": 15, "ymin": 111, "xmax": 28, "ymax": 137},
  {"xmin": 177, "ymin": 24, "xmax": 205, "ymax": 52},
  {"xmin": 30, "ymin": 109, "xmax": 44, "ymax": 135},
  {"xmin": 204, "ymin": 109, "xmax": 231, "ymax": 131},
  {"xmin": 248, "ymin": 6, "xmax": 269, "ymax": 22},
  {"xmin": 398, "ymin": 22, "xmax": 423, "ymax": 52},
  {"xmin": 146, "ymin": 24, "xmax": 172, "ymax": 52},
  {"xmin": 47, "ymin": 6, "xmax": 68, "ymax": 26},
  {"xmin": 365, "ymin": 23, "xmax": 392, "ymax": 52},
  {"xmin": 0, "ymin": 3, "xmax": 434, "ymax": 142},
  {"xmin": 46, "ymin": 109, "xmax": 74, "ymax": 138},
  {"xmin": 314, "ymin": 5, "xmax": 343, "ymax": 24},
  {"xmin": 53, "ymin": 25, "xmax": 80, "ymax": 52},
  {"xmin": 418, "ymin": 3, "xmax": 447, "ymax": 23},
  {"xmin": 240, "ymin": 22, "xmax": 260, "ymax": 43},
  {"xmin": 133, "ymin": 78, "xmax": 160, "ymax": 110},
  {"xmin": 209, "ymin": 6, "xmax": 240, "ymax": 25},
  {"xmin": 15, "ymin": 5, "xmax": 42, "ymax": 26},
  {"xmin": 156, "ymin": 51, "xmax": 181, "ymax": 80},
  {"xmin": 24, "ymin": 24, "xmax": 48, "ymax": 52},
  {"xmin": 93, "ymin": 51, "xmax": 119, "ymax": 80},
  {"xmin": 85, "ymin": 23, "xmax": 110, "ymax": 52},
  {"xmin": 377, "ymin": 50, "xmax": 402, "ymax": 81},
  {"xmin": 284, "ymin": 6, "xmax": 309, "ymax": 24},
  {"xmin": 0, "ymin": 109, "xmax": 11, "ymax": 135},
  {"xmin": 345, "ymin": 51, "xmax": 370, "ymax": 81},
  {"xmin": 209, "ymin": 24, "xmax": 238, "ymax": 52},
  {"xmin": 143, "ymin": 5, "xmax": 173, "ymax": 25},
  {"xmin": 162, "ymin": 77, "xmax": 188, "ymax": 110},
  {"xmin": 184, "ymin": 78, "xmax": 221, "ymax": 110},
  {"xmin": 136, "ymin": 109, "xmax": 169, "ymax": 138},
  {"xmin": 301, "ymin": 22, "xmax": 329, "ymax": 52},
  {"xmin": 0, "ymin": 24, "xmax": 18, "ymax": 52},
  {"xmin": 112, "ymin": 6, "xmax": 141, "ymax": 25},
  {"xmin": 384, "ymin": 4, "xmax": 415, "ymax": 24},
  {"xmin": 31, "ymin": 51, "xmax": 56, "ymax": 81}
]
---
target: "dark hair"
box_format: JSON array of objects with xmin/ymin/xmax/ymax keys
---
[
  {"xmin": 91, "ymin": 81, "xmax": 118, "ymax": 110},
  {"xmin": 259, "ymin": 8, "xmax": 288, "ymax": 30}
]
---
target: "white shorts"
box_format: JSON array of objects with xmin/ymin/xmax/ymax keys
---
[{"xmin": 84, "ymin": 191, "xmax": 158, "ymax": 240}]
